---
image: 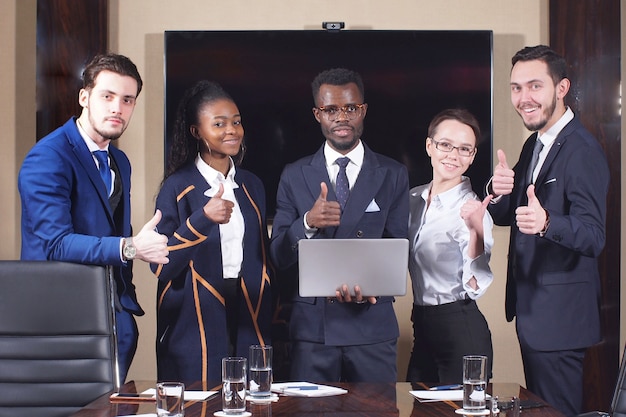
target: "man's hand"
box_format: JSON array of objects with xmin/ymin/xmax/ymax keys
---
[
  {"xmin": 203, "ymin": 183, "xmax": 234, "ymax": 224},
  {"xmin": 335, "ymin": 284, "xmax": 377, "ymax": 305},
  {"xmin": 306, "ymin": 182, "xmax": 341, "ymax": 229},
  {"xmin": 515, "ymin": 185, "xmax": 547, "ymax": 235},
  {"xmin": 491, "ymin": 149, "xmax": 515, "ymax": 197},
  {"xmin": 133, "ymin": 210, "xmax": 169, "ymax": 264}
]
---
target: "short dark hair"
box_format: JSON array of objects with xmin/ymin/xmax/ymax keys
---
[
  {"xmin": 511, "ymin": 45, "xmax": 568, "ymax": 85},
  {"xmin": 82, "ymin": 53, "xmax": 143, "ymax": 97},
  {"xmin": 311, "ymin": 68, "xmax": 365, "ymax": 105},
  {"xmin": 427, "ymin": 108, "xmax": 482, "ymax": 145}
]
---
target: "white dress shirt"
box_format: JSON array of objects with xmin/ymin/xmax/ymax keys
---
[
  {"xmin": 530, "ymin": 107, "xmax": 574, "ymax": 183},
  {"xmin": 303, "ymin": 140, "xmax": 365, "ymax": 233},
  {"xmin": 196, "ymin": 155, "xmax": 245, "ymax": 279},
  {"xmin": 409, "ymin": 177, "xmax": 494, "ymax": 306},
  {"xmin": 323, "ymin": 140, "xmax": 364, "ymax": 190}
]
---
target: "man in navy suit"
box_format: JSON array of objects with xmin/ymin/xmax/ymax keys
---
[
  {"xmin": 18, "ymin": 53, "xmax": 169, "ymax": 383},
  {"xmin": 270, "ymin": 68, "xmax": 409, "ymax": 382},
  {"xmin": 488, "ymin": 45, "xmax": 609, "ymax": 417}
]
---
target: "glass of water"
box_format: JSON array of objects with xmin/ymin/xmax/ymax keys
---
[
  {"xmin": 463, "ymin": 355, "xmax": 488, "ymax": 411},
  {"xmin": 156, "ymin": 381, "xmax": 184, "ymax": 417},
  {"xmin": 222, "ymin": 357, "xmax": 247, "ymax": 414},
  {"xmin": 248, "ymin": 345, "xmax": 272, "ymax": 398}
]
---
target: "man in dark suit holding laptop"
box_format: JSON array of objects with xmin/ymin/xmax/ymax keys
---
[
  {"xmin": 270, "ymin": 68, "xmax": 409, "ymax": 382},
  {"xmin": 487, "ymin": 45, "xmax": 609, "ymax": 417}
]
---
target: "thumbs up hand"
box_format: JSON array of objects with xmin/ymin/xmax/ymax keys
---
[
  {"xmin": 491, "ymin": 149, "xmax": 515, "ymax": 197},
  {"xmin": 515, "ymin": 184, "xmax": 548, "ymax": 235},
  {"xmin": 460, "ymin": 194, "xmax": 492, "ymax": 233},
  {"xmin": 203, "ymin": 183, "xmax": 235, "ymax": 224},
  {"xmin": 306, "ymin": 182, "xmax": 341, "ymax": 229}
]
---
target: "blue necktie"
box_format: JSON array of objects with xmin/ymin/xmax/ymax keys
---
[
  {"xmin": 335, "ymin": 157, "xmax": 350, "ymax": 210},
  {"xmin": 527, "ymin": 138, "xmax": 544, "ymax": 185},
  {"xmin": 93, "ymin": 150, "xmax": 112, "ymax": 196}
]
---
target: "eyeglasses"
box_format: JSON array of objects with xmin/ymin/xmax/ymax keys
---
[
  {"xmin": 315, "ymin": 103, "xmax": 366, "ymax": 121},
  {"xmin": 430, "ymin": 138, "xmax": 476, "ymax": 157}
]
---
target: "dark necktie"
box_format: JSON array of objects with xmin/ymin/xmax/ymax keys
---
[
  {"xmin": 93, "ymin": 150, "xmax": 112, "ymax": 196},
  {"xmin": 335, "ymin": 157, "xmax": 350, "ymax": 210},
  {"xmin": 527, "ymin": 138, "xmax": 544, "ymax": 185}
]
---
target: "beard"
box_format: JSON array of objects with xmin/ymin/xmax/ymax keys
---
[
  {"xmin": 328, "ymin": 136, "xmax": 360, "ymax": 152},
  {"xmin": 323, "ymin": 122, "xmax": 363, "ymax": 152},
  {"xmin": 88, "ymin": 113, "xmax": 126, "ymax": 141},
  {"xmin": 521, "ymin": 94, "xmax": 557, "ymax": 132}
]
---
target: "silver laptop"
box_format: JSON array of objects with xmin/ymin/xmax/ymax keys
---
[{"xmin": 298, "ymin": 238, "xmax": 409, "ymax": 297}]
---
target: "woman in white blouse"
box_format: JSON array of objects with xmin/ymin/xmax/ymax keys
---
[{"xmin": 406, "ymin": 108, "xmax": 494, "ymax": 383}]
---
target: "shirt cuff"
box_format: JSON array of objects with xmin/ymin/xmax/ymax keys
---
[
  {"xmin": 303, "ymin": 211, "xmax": 318, "ymax": 238},
  {"xmin": 485, "ymin": 177, "xmax": 503, "ymax": 204}
]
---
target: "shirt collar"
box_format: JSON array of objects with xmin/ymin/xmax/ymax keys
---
[
  {"xmin": 195, "ymin": 154, "xmax": 238, "ymax": 188},
  {"xmin": 323, "ymin": 140, "xmax": 364, "ymax": 168},
  {"xmin": 422, "ymin": 177, "xmax": 472, "ymax": 209},
  {"xmin": 538, "ymin": 107, "xmax": 574, "ymax": 146},
  {"xmin": 76, "ymin": 119, "xmax": 109, "ymax": 153}
]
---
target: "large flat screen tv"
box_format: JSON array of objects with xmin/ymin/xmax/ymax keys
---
[{"xmin": 164, "ymin": 30, "xmax": 493, "ymax": 218}]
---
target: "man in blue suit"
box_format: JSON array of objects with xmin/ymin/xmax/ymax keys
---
[
  {"xmin": 18, "ymin": 53, "xmax": 169, "ymax": 383},
  {"xmin": 270, "ymin": 68, "xmax": 409, "ymax": 382},
  {"xmin": 487, "ymin": 46, "xmax": 609, "ymax": 417}
]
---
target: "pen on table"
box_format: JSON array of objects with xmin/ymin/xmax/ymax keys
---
[
  {"xmin": 286, "ymin": 386, "xmax": 319, "ymax": 390},
  {"xmin": 428, "ymin": 384, "xmax": 463, "ymax": 391}
]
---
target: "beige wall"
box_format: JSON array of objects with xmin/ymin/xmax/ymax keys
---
[
  {"xmin": 3, "ymin": 0, "xmax": 623, "ymax": 386},
  {"xmin": 113, "ymin": 0, "xmax": 549, "ymax": 385}
]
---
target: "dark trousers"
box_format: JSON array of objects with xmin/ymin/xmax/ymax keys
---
[
  {"xmin": 520, "ymin": 344, "xmax": 586, "ymax": 417},
  {"xmin": 290, "ymin": 339, "xmax": 397, "ymax": 383},
  {"xmin": 116, "ymin": 309, "xmax": 138, "ymax": 384},
  {"xmin": 406, "ymin": 299, "xmax": 493, "ymax": 384}
]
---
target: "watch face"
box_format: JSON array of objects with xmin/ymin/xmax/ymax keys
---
[{"xmin": 124, "ymin": 244, "xmax": 136, "ymax": 259}]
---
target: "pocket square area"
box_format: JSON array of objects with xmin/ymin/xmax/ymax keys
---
[{"xmin": 365, "ymin": 199, "xmax": 381, "ymax": 212}]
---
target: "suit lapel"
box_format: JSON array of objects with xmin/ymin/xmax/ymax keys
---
[
  {"xmin": 534, "ymin": 119, "xmax": 575, "ymax": 191},
  {"xmin": 302, "ymin": 147, "xmax": 334, "ymax": 201},
  {"xmin": 65, "ymin": 119, "xmax": 115, "ymax": 222},
  {"xmin": 335, "ymin": 146, "xmax": 384, "ymax": 236}
]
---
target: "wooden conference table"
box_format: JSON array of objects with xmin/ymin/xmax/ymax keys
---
[{"xmin": 69, "ymin": 380, "xmax": 566, "ymax": 417}]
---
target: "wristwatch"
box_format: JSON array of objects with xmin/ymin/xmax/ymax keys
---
[{"xmin": 122, "ymin": 237, "xmax": 136, "ymax": 261}]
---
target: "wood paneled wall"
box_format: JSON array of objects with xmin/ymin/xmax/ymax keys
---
[
  {"xmin": 36, "ymin": 0, "xmax": 107, "ymax": 139},
  {"xmin": 550, "ymin": 0, "xmax": 621, "ymax": 412}
]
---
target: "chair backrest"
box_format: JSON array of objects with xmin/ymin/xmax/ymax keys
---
[
  {"xmin": 0, "ymin": 261, "xmax": 119, "ymax": 417},
  {"xmin": 611, "ymin": 343, "xmax": 626, "ymax": 417}
]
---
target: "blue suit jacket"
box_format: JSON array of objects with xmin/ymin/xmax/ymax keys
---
[
  {"xmin": 18, "ymin": 117, "xmax": 142, "ymax": 315},
  {"xmin": 488, "ymin": 115, "xmax": 608, "ymax": 351},
  {"xmin": 270, "ymin": 143, "xmax": 409, "ymax": 346}
]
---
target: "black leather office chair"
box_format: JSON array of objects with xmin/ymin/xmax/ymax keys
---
[{"xmin": 0, "ymin": 261, "xmax": 119, "ymax": 417}]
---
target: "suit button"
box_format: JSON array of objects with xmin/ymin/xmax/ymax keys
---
[
  {"xmin": 356, "ymin": 231, "xmax": 364, "ymax": 238},
  {"xmin": 553, "ymin": 234, "xmax": 562, "ymax": 242}
]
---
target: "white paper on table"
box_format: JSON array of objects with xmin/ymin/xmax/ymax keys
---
[
  {"xmin": 271, "ymin": 381, "xmax": 348, "ymax": 397},
  {"xmin": 410, "ymin": 390, "xmax": 491, "ymax": 403},
  {"xmin": 410, "ymin": 389, "xmax": 464, "ymax": 402},
  {"xmin": 116, "ymin": 414, "xmax": 157, "ymax": 417},
  {"xmin": 141, "ymin": 388, "xmax": 218, "ymax": 401}
]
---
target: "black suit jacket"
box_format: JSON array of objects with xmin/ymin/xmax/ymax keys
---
[
  {"xmin": 269, "ymin": 143, "xmax": 409, "ymax": 346},
  {"xmin": 488, "ymin": 115, "xmax": 609, "ymax": 351}
]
